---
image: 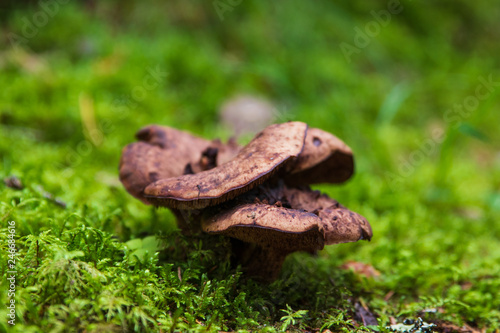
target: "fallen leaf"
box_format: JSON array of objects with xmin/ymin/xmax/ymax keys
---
[
  {"xmin": 384, "ymin": 291, "xmax": 395, "ymax": 301},
  {"xmin": 433, "ymin": 321, "xmax": 482, "ymax": 333},
  {"xmin": 460, "ymin": 281, "xmax": 473, "ymax": 290},
  {"xmin": 4, "ymin": 176, "xmax": 23, "ymax": 190},
  {"xmin": 354, "ymin": 302, "xmax": 378, "ymax": 326},
  {"xmin": 341, "ymin": 261, "xmax": 381, "ymax": 278}
]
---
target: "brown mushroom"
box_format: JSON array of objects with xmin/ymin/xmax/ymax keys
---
[
  {"xmin": 285, "ymin": 127, "xmax": 355, "ymax": 186},
  {"xmin": 118, "ymin": 121, "xmax": 372, "ymax": 282},
  {"xmin": 143, "ymin": 122, "xmax": 308, "ymax": 210},
  {"xmin": 201, "ymin": 183, "xmax": 371, "ymax": 281},
  {"xmin": 119, "ymin": 125, "xmax": 239, "ymax": 204}
]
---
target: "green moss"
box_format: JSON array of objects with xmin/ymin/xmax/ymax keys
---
[{"xmin": 1, "ymin": 1, "xmax": 500, "ymax": 331}]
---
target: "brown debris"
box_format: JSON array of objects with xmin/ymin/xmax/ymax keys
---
[
  {"xmin": 384, "ymin": 291, "xmax": 395, "ymax": 301},
  {"xmin": 4, "ymin": 176, "xmax": 23, "ymax": 190},
  {"xmin": 42, "ymin": 192, "xmax": 67, "ymax": 209},
  {"xmin": 354, "ymin": 301, "xmax": 378, "ymax": 326},
  {"xmin": 341, "ymin": 261, "xmax": 381, "ymax": 279},
  {"xmin": 432, "ymin": 321, "xmax": 483, "ymax": 333}
]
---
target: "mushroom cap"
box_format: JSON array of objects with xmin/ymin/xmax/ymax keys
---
[
  {"xmin": 202, "ymin": 203, "xmax": 325, "ymax": 252},
  {"xmin": 119, "ymin": 125, "xmax": 239, "ymax": 203},
  {"xmin": 188, "ymin": 138, "xmax": 241, "ymax": 173},
  {"xmin": 201, "ymin": 185, "xmax": 372, "ymax": 251},
  {"xmin": 285, "ymin": 127, "xmax": 354, "ymax": 186},
  {"xmin": 135, "ymin": 124, "xmax": 240, "ymax": 166},
  {"xmin": 119, "ymin": 142, "xmax": 170, "ymax": 203},
  {"xmin": 282, "ymin": 187, "xmax": 372, "ymax": 244},
  {"xmin": 143, "ymin": 122, "xmax": 308, "ymax": 210}
]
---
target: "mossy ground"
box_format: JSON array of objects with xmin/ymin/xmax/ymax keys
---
[{"xmin": 1, "ymin": 1, "xmax": 500, "ymax": 332}]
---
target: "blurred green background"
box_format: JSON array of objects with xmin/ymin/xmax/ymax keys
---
[{"xmin": 1, "ymin": 1, "xmax": 499, "ymax": 332}]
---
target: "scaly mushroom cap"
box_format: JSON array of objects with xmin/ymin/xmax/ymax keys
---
[
  {"xmin": 285, "ymin": 127, "xmax": 354, "ymax": 186},
  {"xmin": 201, "ymin": 186, "xmax": 371, "ymax": 250},
  {"xmin": 203, "ymin": 204, "xmax": 325, "ymax": 251},
  {"xmin": 200, "ymin": 183, "xmax": 371, "ymax": 281},
  {"xmin": 119, "ymin": 125, "xmax": 239, "ymax": 203},
  {"xmin": 143, "ymin": 122, "xmax": 308, "ymax": 210},
  {"xmin": 281, "ymin": 187, "xmax": 372, "ymax": 244}
]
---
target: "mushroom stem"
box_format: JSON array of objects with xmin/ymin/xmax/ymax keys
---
[
  {"xmin": 231, "ymin": 240, "xmax": 289, "ymax": 282},
  {"xmin": 171, "ymin": 209, "xmax": 202, "ymax": 235}
]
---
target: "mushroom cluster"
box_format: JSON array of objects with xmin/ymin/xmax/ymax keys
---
[{"xmin": 119, "ymin": 122, "xmax": 372, "ymax": 281}]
